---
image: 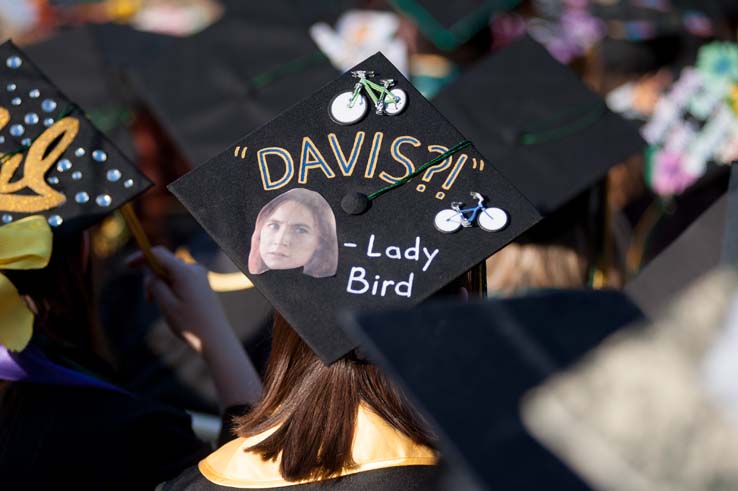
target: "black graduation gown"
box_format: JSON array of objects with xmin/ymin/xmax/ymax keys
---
[
  {"xmin": 159, "ymin": 464, "xmax": 441, "ymax": 490},
  {"xmin": 0, "ymin": 381, "xmax": 212, "ymax": 490}
]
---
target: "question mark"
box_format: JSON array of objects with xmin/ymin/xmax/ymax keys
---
[{"xmin": 415, "ymin": 145, "xmax": 470, "ymax": 200}]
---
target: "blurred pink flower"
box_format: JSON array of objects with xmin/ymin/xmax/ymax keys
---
[
  {"xmin": 651, "ymin": 149, "xmax": 699, "ymax": 196},
  {"xmin": 560, "ymin": 10, "xmax": 606, "ymax": 48}
]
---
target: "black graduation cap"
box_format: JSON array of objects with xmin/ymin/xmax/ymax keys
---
[
  {"xmin": 341, "ymin": 289, "xmax": 644, "ymax": 490},
  {"xmin": 87, "ymin": 22, "xmax": 178, "ymax": 72},
  {"xmin": 388, "ymin": 0, "xmax": 501, "ymax": 52},
  {"xmin": 129, "ymin": 16, "xmax": 338, "ymax": 167},
  {"xmin": 0, "ymin": 41, "xmax": 151, "ymax": 232},
  {"xmin": 626, "ymin": 164, "xmax": 737, "ymax": 318},
  {"xmin": 221, "ymin": 0, "xmax": 359, "ymax": 28},
  {"xmin": 722, "ymin": 165, "xmax": 738, "ymax": 265},
  {"xmin": 434, "ymin": 36, "xmax": 645, "ymax": 216},
  {"xmin": 591, "ymin": 0, "xmax": 718, "ymax": 40},
  {"xmin": 591, "ymin": 0, "xmax": 717, "ymax": 76},
  {"xmin": 169, "ymin": 52, "xmax": 541, "ymax": 364},
  {"xmin": 23, "ymin": 26, "xmax": 137, "ymax": 160}
]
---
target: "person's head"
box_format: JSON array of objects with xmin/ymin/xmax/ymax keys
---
[
  {"xmin": 486, "ymin": 241, "xmax": 589, "ymax": 295},
  {"xmin": 234, "ymin": 313, "xmax": 436, "ymax": 482},
  {"xmin": 248, "ymin": 188, "xmax": 338, "ymax": 278}
]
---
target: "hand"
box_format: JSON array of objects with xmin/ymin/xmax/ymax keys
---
[
  {"xmin": 128, "ymin": 246, "xmax": 263, "ymax": 407},
  {"xmin": 127, "ymin": 246, "xmax": 230, "ymax": 353}
]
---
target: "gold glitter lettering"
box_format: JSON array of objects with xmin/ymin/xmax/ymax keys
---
[{"xmin": 0, "ymin": 116, "xmax": 78, "ymax": 212}]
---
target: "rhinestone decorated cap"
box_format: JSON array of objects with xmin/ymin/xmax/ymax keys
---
[
  {"xmin": 169, "ymin": 52, "xmax": 542, "ymax": 364},
  {"xmin": 0, "ymin": 41, "xmax": 151, "ymax": 232}
]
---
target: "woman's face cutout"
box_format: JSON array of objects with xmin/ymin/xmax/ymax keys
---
[{"xmin": 259, "ymin": 200, "xmax": 320, "ymax": 271}]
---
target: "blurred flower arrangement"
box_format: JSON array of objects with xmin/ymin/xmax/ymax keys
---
[
  {"xmin": 697, "ymin": 42, "xmax": 738, "ymax": 85},
  {"xmin": 648, "ymin": 147, "xmax": 699, "ymax": 197},
  {"xmin": 607, "ymin": 41, "xmax": 738, "ymax": 198}
]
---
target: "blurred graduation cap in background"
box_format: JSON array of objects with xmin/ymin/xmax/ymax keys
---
[
  {"xmin": 387, "ymin": 0, "xmax": 514, "ymax": 52},
  {"xmin": 591, "ymin": 0, "xmax": 717, "ymax": 42},
  {"xmin": 169, "ymin": 51, "xmax": 542, "ymax": 364},
  {"xmin": 24, "ymin": 26, "xmax": 136, "ymax": 160},
  {"xmin": 220, "ymin": 0, "xmax": 362, "ymax": 29},
  {"xmin": 626, "ymin": 164, "xmax": 738, "ymax": 318},
  {"xmin": 129, "ymin": 15, "xmax": 339, "ymax": 167},
  {"xmin": 341, "ymin": 289, "xmax": 644, "ymax": 490},
  {"xmin": 23, "ymin": 23, "xmax": 179, "ymax": 161},
  {"xmin": 523, "ymin": 269, "xmax": 738, "ymax": 491},
  {"xmin": 591, "ymin": 0, "xmax": 719, "ymax": 77},
  {"xmin": 434, "ymin": 35, "xmax": 644, "ymax": 218},
  {"xmin": 87, "ymin": 22, "xmax": 178, "ymax": 76},
  {"xmin": 722, "ymin": 165, "xmax": 738, "ymax": 266}
]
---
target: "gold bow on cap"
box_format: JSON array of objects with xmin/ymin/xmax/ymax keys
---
[{"xmin": 0, "ymin": 215, "xmax": 52, "ymax": 351}]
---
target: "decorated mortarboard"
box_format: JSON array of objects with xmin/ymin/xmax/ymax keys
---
[
  {"xmin": 129, "ymin": 16, "xmax": 338, "ymax": 167},
  {"xmin": 608, "ymin": 41, "xmax": 738, "ymax": 198},
  {"xmin": 0, "ymin": 40, "xmax": 151, "ymax": 232},
  {"xmin": 388, "ymin": 0, "xmax": 508, "ymax": 52},
  {"xmin": 434, "ymin": 35, "xmax": 645, "ymax": 216},
  {"xmin": 0, "ymin": 41, "xmax": 151, "ymax": 352},
  {"xmin": 341, "ymin": 289, "xmax": 643, "ymax": 490},
  {"xmin": 169, "ymin": 52, "xmax": 541, "ymax": 364}
]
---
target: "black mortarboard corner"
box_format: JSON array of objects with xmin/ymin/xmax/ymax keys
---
[
  {"xmin": 0, "ymin": 41, "xmax": 151, "ymax": 233},
  {"xmin": 341, "ymin": 289, "xmax": 644, "ymax": 490},
  {"xmin": 434, "ymin": 36, "xmax": 644, "ymax": 217},
  {"xmin": 169, "ymin": 52, "xmax": 541, "ymax": 364},
  {"xmin": 129, "ymin": 16, "xmax": 338, "ymax": 167},
  {"xmin": 388, "ymin": 0, "xmax": 503, "ymax": 52},
  {"xmin": 626, "ymin": 164, "xmax": 738, "ymax": 318}
]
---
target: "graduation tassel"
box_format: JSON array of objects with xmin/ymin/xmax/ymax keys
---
[{"xmin": 119, "ymin": 203, "xmax": 167, "ymax": 279}]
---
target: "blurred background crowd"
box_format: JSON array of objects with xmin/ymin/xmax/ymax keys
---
[{"xmin": 2, "ymin": 0, "xmax": 738, "ymax": 489}]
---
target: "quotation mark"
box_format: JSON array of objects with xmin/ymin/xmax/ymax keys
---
[{"xmin": 234, "ymin": 146, "xmax": 248, "ymax": 159}]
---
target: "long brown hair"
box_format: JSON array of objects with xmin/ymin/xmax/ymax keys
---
[
  {"xmin": 233, "ymin": 313, "xmax": 435, "ymax": 482},
  {"xmin": 4, "ymin": 231, "xmax": 104, "ymax": 356}
]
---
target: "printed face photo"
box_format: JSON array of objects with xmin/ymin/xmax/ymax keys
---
[{"xmin": 248, "ymin": 188, "xmax": 338, "ymax": 278}]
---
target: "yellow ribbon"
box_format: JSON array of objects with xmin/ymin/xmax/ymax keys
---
[{"xmin": 0, "ymin": 216, "xmax": 53, "ymax": 351}]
